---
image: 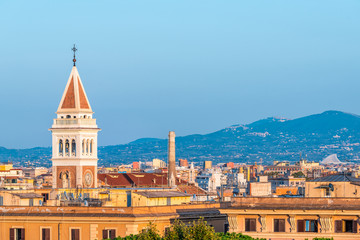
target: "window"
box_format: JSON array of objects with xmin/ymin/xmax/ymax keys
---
[
  {"xmin": 82, "ymin": 140, "xmax": 85, "ymax": 154},
  {"xmin": 90, "ymin": 140, "xmax": 93, "ymax": 154},
  {"xmin": 325, "ymin": 188, "xmax": 331, "ymax": 197},
  {"xmin": 274, "ymin": 219, "xmax": 285, "ymax": 232},
  {"xmin": 10, "ymin": 228, "xmax": 25, "ymax": 240},
  {"xmin": 59, "ymin": 140, "xmax": 63, "ymax": 156},
  {"xmin": 86, "ymin": 140, "xmax": 89, "ymax": 154},
  {"xmin": 41, "ymin": 228, "xmax": 50, "ymax": 240},
  {"xmin": 65, "ymin": 140, "xmax": 70, "ymax": 156},
  {"xmin": 335, "ymin": 220, "xmax": 357, "ymax": 233},
  {"xmin": 102, "ymin": 229, "xmax": 116, "ymax": 239},
  {"xmin": 245, "ymin": 218, "xmax": 256, "ymax": 232},
  {"xmin": 224, "ymin": 223, "xmax": 229, "ymax": 233},
  {"xmin": 71, "ymin": 140, "xmax": 76, "ymax": 156},
  {"xmin": 297, "ymin": 220, "xmax": 317, "ymax": 232},
  {"xmin": 71, "ymin": 229, "xmax": 80, "ymax": 240}
]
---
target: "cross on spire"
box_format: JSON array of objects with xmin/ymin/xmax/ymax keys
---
[{"xmin": 72, "ymin": 44, "xmax": 78, "ymax": 66}]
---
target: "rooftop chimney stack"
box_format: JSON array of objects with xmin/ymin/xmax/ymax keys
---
[{"xmin": 168, "ymin": 131, "xmax": 176, "ymax": 188}]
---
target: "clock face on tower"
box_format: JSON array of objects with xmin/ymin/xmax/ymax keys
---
[{"xmin": 84, "ymin": 172, "xmax": 93, "ymax": 187}]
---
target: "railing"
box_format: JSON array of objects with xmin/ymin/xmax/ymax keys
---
[{"xmin": 54, "ymin": 118, "xmax": 97, "ymax": 126}]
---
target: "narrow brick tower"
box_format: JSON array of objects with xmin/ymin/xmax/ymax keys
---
[{"xmin": 168, "ymin": 131, "xmax": 176, "ymax": 188}]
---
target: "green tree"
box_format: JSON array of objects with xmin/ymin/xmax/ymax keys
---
[
  {"xmin": 137, "ymin": 222, "xmax": 162, "ymax": 240},
  {"xmin": 188, "ymin": 217, "xmax": 218, "ymax": 240},
  {"xmin": 164, "ymin": 219, "xmax": 191, "ymax": 240},
  {"xmin": 292, "ymin": 171, "xmax": 305, "ymax": 178}
]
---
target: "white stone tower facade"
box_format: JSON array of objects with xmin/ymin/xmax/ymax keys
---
[{"xmin": 50, "ymin": 66, "xmax": 100, "ymax": 188}]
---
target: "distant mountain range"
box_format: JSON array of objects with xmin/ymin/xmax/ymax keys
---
[{"xmin": 3, "ymin": 110, "xmax": 360, "ymax": 167}]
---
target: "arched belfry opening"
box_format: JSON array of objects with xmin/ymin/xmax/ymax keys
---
[
  {"xmin": 72, "ymin": 139, "xmax": 76, "ymax": 156},
  {"xmin": 59, "ymin": 139, "xmax": 63, "ymax": 156}
]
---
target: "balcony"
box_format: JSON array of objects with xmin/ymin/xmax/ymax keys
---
[{"xmin": 51, "ymin": 118, "xmax": 98, "ymax": 129}]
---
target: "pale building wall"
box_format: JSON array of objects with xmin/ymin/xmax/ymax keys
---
[
  {"xmin": 305, "ymin": 181, "xmax": 360, "ymax": 198},
  {"xmin": 249, "ymin": 182, "xmax": 271, "ymax": 196}
]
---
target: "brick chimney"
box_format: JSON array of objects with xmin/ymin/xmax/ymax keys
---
[{"xmin": 168, "ymin": 131, "xmax": 176, "ymax": 188}]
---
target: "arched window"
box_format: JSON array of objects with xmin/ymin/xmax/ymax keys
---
[
  {"xmin": 90, "ymin": 140, "xmax": 93, "ymax": 154},
  {"xmin": 59, "ymin": 139, "xmax": 63, "ymax": 156},
  {"xmin": 66, "ymin": 115, "xmax": 71, "ymax": 119},
  {"xmin": 65, "ymin": 139, "xmax": 70, "ymax": 156},
  {"xmin": 82, "ymin": 140, "xmax": 85, "ymax": 154},
  {"xmin": 86, "ymin": 139, "xmax": 89, "ymax": 154},
  {"xmin": 72, "ymin": 139, "xmax": 76, "ymax": 156}
]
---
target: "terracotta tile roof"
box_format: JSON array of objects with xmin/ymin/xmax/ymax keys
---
[
  {"xmin": 98, "ymin": 173, "xmax": 132, "ymax": 187},
  {"xmin": 57, "ymin": 67, "xmax": 92, "ymax": 113},
  {"xmin": 177, "ymin": 184, "xmax": 207, "ymax": 196},
  {"xmin": 98, "ymin": 173, "xmax": 183, "ymax": 188},
  {"xmin": 61, "ymin": 77, "xmax": 75, "ymax": 109},
  {"xmin": 78, "ymin": 77, "xmax": 90, "ymax": 109}
]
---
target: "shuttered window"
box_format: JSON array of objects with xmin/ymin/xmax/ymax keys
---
[
  {"xmin": 245, "ymin": 218, "xmax": 256, "ymax": 232},
  {"xmin": 71, "ymin": 229, "xmax": 80, "ymax": 240},
  {"xmin": 297, "ymin": 220, "xmax": 305, "ymax": 232},
  {"xmin": 10, "ymin": 228, "xmax": 25, "ymax": 240},
  {"xmin": 335, "ymin": 220, "xmax": 342, "ymax": 233},
  {"xmin": 42, "ymin": 228, "xmax": 50, "ymax": 240},
  {"xmin": 335, "ymin": 220, "xmax": 357, "ymax": 233},
  {"xmin": 10, "ymin": 228, "xmax": 14, "ymax": 240},
  {"xmin": 353, "ymin": 221, "xmax": 358, "ymax": 233},
  {"xmin": 274, "ymin": 219, "xmax": 285, "ymax": 232},
  {"xmin": 297, "ymin": 220, "xmax": 317, "ymax": 232},
  {"xmin": 102, "ymin": 229, "xmax": 116, "ymax": 239}
]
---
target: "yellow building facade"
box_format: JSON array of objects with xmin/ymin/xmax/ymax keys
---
[
  {"xmin": 220, "ymin": 197, "xmax": 360, "ymax": 240},
  {"xmin": 0, "ymin": 203, "xmax": 224, "ymax": 240}
]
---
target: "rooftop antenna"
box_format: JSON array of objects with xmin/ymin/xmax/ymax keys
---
[{"xmin": 72, "ymin": 44, "xmax": 77, "ymax": 66}]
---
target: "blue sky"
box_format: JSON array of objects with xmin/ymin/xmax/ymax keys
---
[{"xmin": 0, "ymin": 0, "xmax": 360, "ymax": 148}]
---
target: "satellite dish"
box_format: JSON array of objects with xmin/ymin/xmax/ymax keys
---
[{"xmin": 329, "ymin": 183, "xmax": 334, "ymax": 192}]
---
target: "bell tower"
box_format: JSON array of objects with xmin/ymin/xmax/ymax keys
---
[{"xmin": 50, "ymin": 47, "xmax": 100, "ymax": 188}]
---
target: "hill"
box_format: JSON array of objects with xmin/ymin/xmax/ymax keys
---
[{"xmin": 3, "ymin": 110, "xmax": 360, "ymax": 167}]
